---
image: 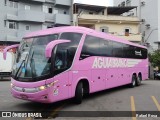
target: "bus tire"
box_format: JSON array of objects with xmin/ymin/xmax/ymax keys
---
[
  {"xmin": 129, "ymin": 75, "xmax": 136, "ymax": 88},
  {"xmin": 74, "ymin": 82, "xmax": 83, "ymax": 104},
  {"xmin": 136, "ymin": 74, "xmax": 142, "ymax": 86}
]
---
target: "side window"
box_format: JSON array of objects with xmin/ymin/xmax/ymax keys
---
[
  {"xmin": 123, "ymin": 44, "xmax": 130, "ymax": 58},
  {"xmin": 60, "ymin": 32, "xmax": 82, "ymax": 42},
  {"xmin": 99, "ymin": 38, "xmax": 112, "ymax": 57},
  {"xmin": 60, "ymin": 32, "xmax": 82, "ymax": 59},
  {"xmin": 53, "ymin": 32, "xmax": 82, "ymax": 75},
  {"xmin": 80, "ymin": 35, "xmax": 100, "ymax": 60},
  {"xmin": 124, "ymin": 45, "xmax": 135, "ymax": 58},
  {"xmin": 112, "ymin": 41, "xmax": 123, "ymax": 58},
  {"xmin": 135, "ymin": 47, "xmax": 148, "ymax": 59},
  {"xmin": 135, "ymin": 47, "xmax": 143, "ymax": 59},
  {"xmin": 142, "ymin": 48, "xmax": 148, "ymax": 59}
]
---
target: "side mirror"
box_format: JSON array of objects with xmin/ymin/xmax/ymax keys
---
[
  {"xmin": 3, "ymin": 44, "xmax": 19, "ymax": 60},
  {"xmin": 45, "ymin": 39, "xmax": 71, "ymax": 58}
]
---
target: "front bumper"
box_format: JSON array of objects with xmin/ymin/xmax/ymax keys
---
[{"xmin": 11, "ymin": 86, "xmax": 52, "ymax": 103}]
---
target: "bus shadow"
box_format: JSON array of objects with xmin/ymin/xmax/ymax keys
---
[
  {"xmin": 85, "ymin": 83, "xmax": 147, "ymax": 100},
  {"xmin": 15, "ymin": 99, "xmax": 69, "ymax": 111}
]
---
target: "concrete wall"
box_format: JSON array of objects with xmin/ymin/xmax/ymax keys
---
[
  {"xmin": 95, "ymin": 23, "xmax": 139, "ymax": 34},
  {"xmin": 94, "ymin": 23, "xmax": 141, "ymax": 42}
]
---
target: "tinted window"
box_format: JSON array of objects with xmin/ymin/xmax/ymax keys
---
[
  {"xmin": 80, "ymin": 35, "xmax": 147, "ymax": 60},
  {"xmin": 80, "ymin": 35, "xmax": 100, "ymax": 60},
  {"xmin": 60, "ymin": 32, "xmax": 82, "ymax": 42},
  {"xmin": 123, "ymin": 45, "xmax": 147, "ymax": 59},
  {"xmin": 59, "ymin": 32, "xmax": 82, "ymax": 62},
  {"xmin": 112, "ymin": 41, "xmax": 123, "ymax": 58},
  {"xmin": 141, "ymin": 48, "xmax": 148, "ymax": 59},
  {"xmin": 53, "ymin": 32, "xmax": 82, "ymax": 75},
  {"xmin": 123, "ymin": 45, "xmax": 134, "ymax": 58},
  {"xmin": 134, "ymin": 47, "xmax": 147, "ymax": 59},
  {"xmin": 99, "ymin": 38, "xmax": 112, "ymax": 57}
]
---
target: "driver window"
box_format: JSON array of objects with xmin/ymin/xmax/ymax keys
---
[{"xmin": 54, "ymin": 50, "xmax": 67, "ymax": 70}]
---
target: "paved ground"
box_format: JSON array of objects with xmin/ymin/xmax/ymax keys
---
[{"xmin": 0, "ymin": 78, "xmax": 160, "ymax": 120}]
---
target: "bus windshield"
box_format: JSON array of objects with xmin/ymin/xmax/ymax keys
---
[
  {"xmin": 12, "ymin": 32, "xmax": 82, "ymax": 82},
  {"xmin": 12, "ymin": 34, "xmax": 59, "ymax": 81}
]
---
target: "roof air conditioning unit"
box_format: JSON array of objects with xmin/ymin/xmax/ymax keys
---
[{"xmin": 141, "ymin": 1, "xmax": 145, "ymax": 6}]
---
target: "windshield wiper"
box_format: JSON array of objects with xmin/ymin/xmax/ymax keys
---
[
  {"xmin": 15, "ymin": 54, "xmax": 29, "ymax": 79},
  {"xmin": 15, "ymin": 60, "xmax": 25, "ymax": 79}
]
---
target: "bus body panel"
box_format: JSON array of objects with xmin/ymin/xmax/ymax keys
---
[{"xmin": 46, "ymin": 72, "xmax": 69, "ymax": 102}]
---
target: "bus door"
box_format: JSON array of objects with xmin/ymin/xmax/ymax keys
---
[
  {"xmin": 52, "ymin": 49, "xmax": 69, "ymax": 101},
  {"xmin": 91, "ymin": 69, "xmax": 105, "ymax": 92}
]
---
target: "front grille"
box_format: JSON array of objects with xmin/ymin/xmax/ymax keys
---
[{"xmin": 13, "ymin": 86, "xmax": 39, "ymax": 93}]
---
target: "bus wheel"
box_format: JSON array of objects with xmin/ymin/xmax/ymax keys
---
[
  {"xmin": 74, "ymin": 82, "xmax": 83, "ymax": 104},
  {"xmin": 136, "ymin": 74, "xmax": 142, "ymax": 86},
  {"xmin": 129, "ymin": 75, "xmax": 136, "ymax": 88}
]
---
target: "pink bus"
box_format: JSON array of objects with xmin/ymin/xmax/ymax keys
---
[{"xmin": 3, "ymin": 26, "xmax": 148, "ymax": 104}]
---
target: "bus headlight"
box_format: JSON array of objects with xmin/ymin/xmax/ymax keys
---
[
  {"xmin": 39, "ymin": 86, "xmax": 46, "ymax": 91},
  {"xmin": 38, "ymin": 84, "xmax": 51, "ymax": 91},
  {"xmin": 11, "ymin": 83, "xmax": 14, "ymax": 88},
  {"xmin": 38, "ymin": 81, "xmax": 58, "ymax": 91}
]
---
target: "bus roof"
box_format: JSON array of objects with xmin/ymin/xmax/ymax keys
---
[{"xmin": 25, "ymin": 26, "xmax": 146, "ymax": 49}]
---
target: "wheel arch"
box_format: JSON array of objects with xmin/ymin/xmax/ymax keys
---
[
  {"xmin": 138, "ymin": 72, "xmax": 142, "ymax": 79},
  {"xmin": 73, "ymin": 78, "xmax": 90, "ymax": 97}
]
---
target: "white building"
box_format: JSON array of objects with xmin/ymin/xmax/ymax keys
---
[{"xmin": 114, "ymin": 0, "xmax": 159, "ymax": 52}]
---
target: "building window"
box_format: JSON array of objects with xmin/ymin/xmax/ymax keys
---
[
  {"xmin": 48, "ymin": 7, "xmax": 53, "ymax": 13},
  {"xmin": 126, "ymin": 0, "xmax": 131, "ymax": 6},
  {"xmin": 100, "ymin": 27, "xmax": 109, "ymax": 33},
  {"xmin": 128, "ymin": 12, "xmax": 134, "ymax": 16},
  {"xmin": 8, "ymin": 21, "xmax": 18, "ymax": 29},
  {"xmin": 43, "ymin": 5, "xmax": 48, "ymax": 13},
  {"xmin": 102, "ymin": 11, "xmax": 104, "ymax": 15},
  {"xmin": 43, "ymin": 5, "xmax": 53, "ymax": 14},
  {"xmin": 9, "ymin": 0, "xmax": 18, "ymax": 8},
  {"xmin": 124, "ymin": 28, "xmax": 130, "ymax": 36},
  {"xmin": 64, "ymin": 11, "xmax": 67, "ymax": 14},
  {"xmin": 89, "ymin": 12, "xmax": 93, "ymax": 14},
  {"xmin": 25, "ymin": 5, "xmax": 30, "ymax": 10},
  {"xmin": 26, "ymin": 26, "xmax": 30, "ymax": 30}
]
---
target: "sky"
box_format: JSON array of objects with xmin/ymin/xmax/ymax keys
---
[{"xmin": 74, "ymin": 0, "xmax": 113, "ymax": 6}]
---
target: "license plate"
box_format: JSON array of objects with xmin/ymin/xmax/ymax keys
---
[{"xmin": 20, "ymin": 94, "xmax": 28, "ymax": 99}]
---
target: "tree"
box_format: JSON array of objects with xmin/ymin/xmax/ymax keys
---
[{"xmin": 148, "ymin": 50, "xmax": 160, "ymax": 69}]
